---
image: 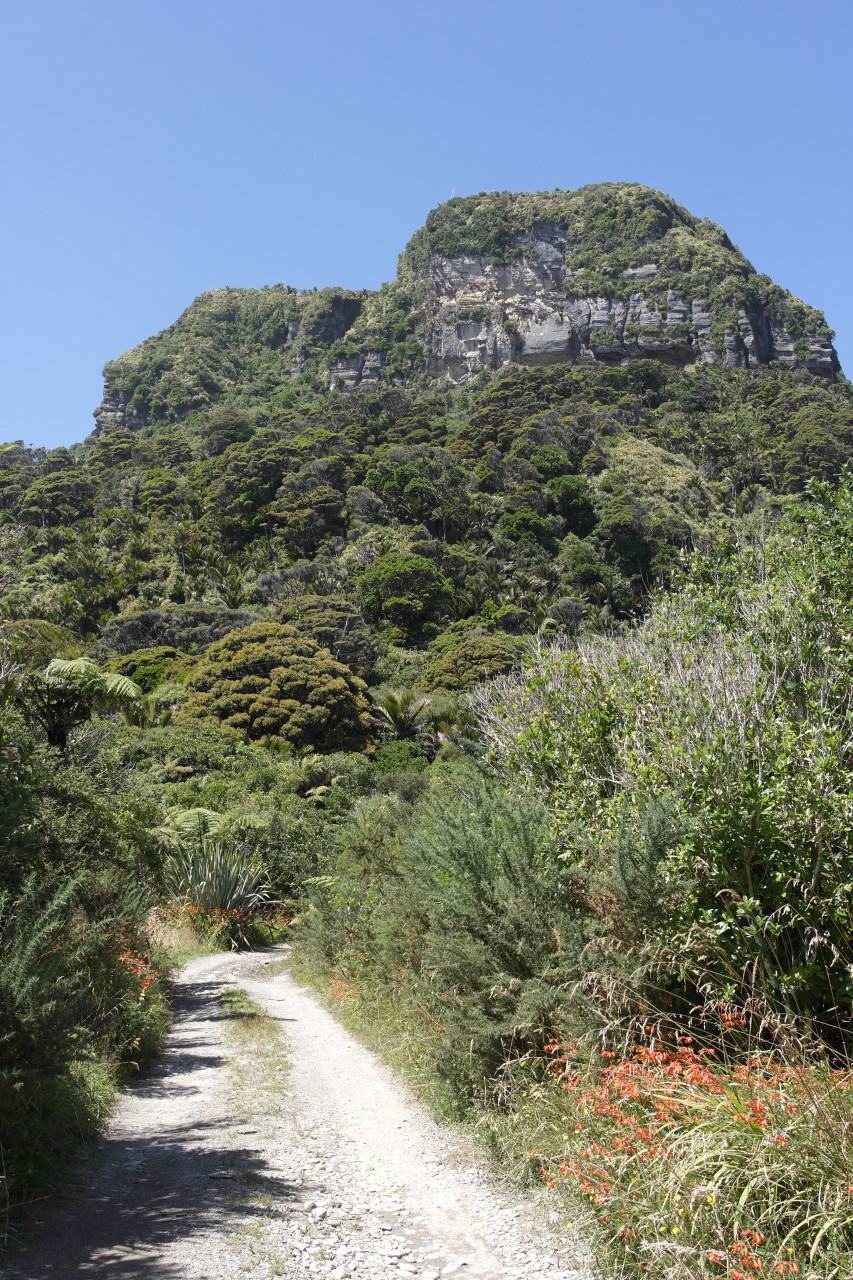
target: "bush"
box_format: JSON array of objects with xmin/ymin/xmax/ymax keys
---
[
  {"xmin": 276, "ymin": 594, "xmax": 384, "ymax": 680},
  {"xmin": 420, "ymin": 633, "xmax": 524, "ymax": 692},
  {"xmin": 496, "ymin": 510, "xmax": 560, "ymax": 554},
  {"xmin": 161, "ymin": 838, "xmax": 276, "ymax": 945},
  {"xmin": 307, "ymin": 768, "xmax": 588, "ymax": 1109},
  {"xmin": 546, "ymin": 473, "xmax": 597, "ymax": 535},
  {"xmin": 178, "ymin": 621, "xmax": 372, "ymax": 750},
  {"xmin": 0, "ymin": 880, "xmax": 169, "ymax": 1215},
  {"xmin": 371, "ymin": 739, "xmax": 429, "ymax": 774},
  {"xmin": 355, "ymin": 552, "xmax": 452, "ymax": 638},
  {"xmin": 99, "ymin": 607, "xmax": 256, "ymax": 655},
  {"xmin": 106, "ymin": 645, "xmax": 183, "ymax": 692}
]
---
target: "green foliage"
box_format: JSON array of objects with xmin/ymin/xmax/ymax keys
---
[
  {"xmin": 370, "ymin": 738, "xmax": 429, "ymax": 775},
  {"xmin": 356, "ymin": 552, "xmax": 452, "ymax": 639},
  {"xmin": 496, "ymin": 509, "xmax": 560, "ymax": 554},
  {"xmin": 420, "ymin": 633, "xmax": 524, "ymax": 692},
  {"xmin": 101, "ymin": 608, "xmax": 255, "ymax": 655},
  {"xmin": 106, "ymin": 645, "xmax": 182, "ymax": 692},
  {"xmin": 161, "ymin": 839, "xmax": 273, "ymax": 914},
  {"xmin": 179, "ymin": 620, "xmax": 372, "ymax": 750},
  {"xmin": 18, "ymin": 657, "xmax": 142, "ymax": 749},
  {"xmin": 4, "ymin": 187, "xmax": 853, "ymax": 1249},
  {"xmin": 307, "ymin": 768, "xmax": 587, "ymax": 1108},
  {"xmin": 103, "ymin": 286, "xmax": 344, "ymax": 424},
  {"xmin": 0, "ymin": 619, "xmax": 80, "ymax": 667},
  {"xmin": 369, "ymin": 688, "xmax": 431, "ymax": 739},
  {"xmin": 0, "ymin": 880, "xmax": 169, "ymax": 1215},
  {"xmin": 275, "ymin": 594, "xmax": 384, "ymax": 680},
  {"xmin": 0, "ymin": 881, "xmax": 103, "ymax": 1081},
  {"xmin": 545, "ymin": 473, "xmax": 596, "ymax": 535},
  {"xmin": 473, "ymin": 473, "xmax": 853, "ymax": 1032}
]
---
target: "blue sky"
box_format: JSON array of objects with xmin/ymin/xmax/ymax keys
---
[{"xmin": 2, "ymin": 0, "xmax": 851, "ymax": 450}]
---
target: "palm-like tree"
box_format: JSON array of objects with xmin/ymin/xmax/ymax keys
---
[
  {"xmin": 24, "ymin": 657, "xmax": 143, "ymax": 749},
  {"xmin": 369, "ymin": 689, "xmax": 431, "ymax": 739}
]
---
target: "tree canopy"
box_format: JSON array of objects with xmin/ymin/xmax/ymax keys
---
[{"xmin": 178, "ymin": 621, "xmax": 372, "ymax": 750}]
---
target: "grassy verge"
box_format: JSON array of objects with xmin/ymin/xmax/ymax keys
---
[
  {"xmin": 219, "ymin": 985, "xmax": 290, "ymax": 1116},
  {"xmin": 287, "ymin": 945, "xmax": 853, "ymax": 1278}
]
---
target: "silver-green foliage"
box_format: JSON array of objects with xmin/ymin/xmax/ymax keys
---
[{"xmin": 161, "ymin": 838, "xmax": 273, "ymax": 913}]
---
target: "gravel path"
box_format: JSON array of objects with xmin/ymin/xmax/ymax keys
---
[{"xmin": 6, "ymin": 950, "xmax": 591, "ymax": 1280}]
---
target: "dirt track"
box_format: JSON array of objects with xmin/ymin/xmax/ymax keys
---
[{"xmin": 6, "ymin": 950, "xmax": 590, "ymax": 1280}]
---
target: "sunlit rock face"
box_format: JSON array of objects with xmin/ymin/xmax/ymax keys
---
[
  {"xmin": 96, "ymin": 184, "xmax": 841, "ymax": 422},
  {"xmin": 413, "ymin": 220, "xmax": 838, "ymax": 384}
]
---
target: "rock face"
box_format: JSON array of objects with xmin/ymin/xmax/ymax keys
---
[
  {"xmin": 93, "ymin": 384, "xmax": 148, "ymax": 434},
  {"xmin": 412, "ymin": 223, "xmax": 837, "ymax": 382},
  {"xmin": 94, "ymin": 184, "xmax": 840, "ymax": 430}
]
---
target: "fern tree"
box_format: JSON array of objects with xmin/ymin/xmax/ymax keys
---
[{"xmin": 20, "ymin": 658, "xmax": 142, "ymax": 749}]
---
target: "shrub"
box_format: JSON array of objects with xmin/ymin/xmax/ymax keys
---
[
  {"xmin": 371, "ymin": 739, "xmax": 429, "ymax": 774},
  {"xmin": 178, "ymin": 621, "xmax": 372, "ymax": 750},
  {"xmin": 355, "ymin": 552, "xmax": 452, "ymax": 638},
  {"xmin": 276, "ymin": 594, "xmax": 384, "ymax": 680},
  {"xmin": 161, "ymin": 839, "xmax": 275, "ymax": 945},
  {"xmin": 307, "ymin": 769, "xmax": 589, "ymax": 1109},
  {"xmin": 420, "ymin": 633, "xmax": 524, "ymax": 692},
  {"xmin": 496, "ymin": 510, "xmax": 560, "ymax": 554},
  {"xmin": 0, "ymin": 880, "xmax": 169, "ymax": 1214},
  {"xmin": 546, "ymin": 473, "xmax": 597, "ymax": 535},
  {"xmin": 99, "ymin": 607, "xmax": 256, "ymax": 655},
  {"xmin": 106, "ymin": 645, "xmax": 182, "ymax": 692}
]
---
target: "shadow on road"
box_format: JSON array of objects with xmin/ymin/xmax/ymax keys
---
[{"xmin": 5, "ymin": 968, "xmax": 302, "ymax": 1279}]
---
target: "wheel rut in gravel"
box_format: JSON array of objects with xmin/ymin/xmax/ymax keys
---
[{"xmin": 6, "ymin": 950, "xmax": 590, "ymax": 1280}]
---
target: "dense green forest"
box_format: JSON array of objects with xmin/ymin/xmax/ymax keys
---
[{"xmin": 4, "ymin": 184, "xmax": 853, "ymax": 1276}]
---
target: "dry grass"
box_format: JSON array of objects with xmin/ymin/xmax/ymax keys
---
[
  {"xmin": 145, "ymin": 906, "xmax": 217, "ymax": 970},
  {"xmin": 219, "ymin": 986, "xmax": 289, "ymax": 1116}
]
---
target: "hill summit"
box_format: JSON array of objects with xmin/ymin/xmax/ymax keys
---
[{"xmin": 94, "ymin": 183, "xmax": 839, "ymax": 432}]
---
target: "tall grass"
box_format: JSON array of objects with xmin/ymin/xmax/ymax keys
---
[{"xmin": 487, "ymin": 1035, "xmax": 853, "ymax": 1279}]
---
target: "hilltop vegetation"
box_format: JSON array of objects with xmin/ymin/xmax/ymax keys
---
[{"xmin": 404, "ymin": 183, "xmax": 830, "ymax": 334}]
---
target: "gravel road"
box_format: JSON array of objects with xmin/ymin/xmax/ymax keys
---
[{"xmin": 6, "ymin": 950, "xmax": 591, "ymax": 1280}]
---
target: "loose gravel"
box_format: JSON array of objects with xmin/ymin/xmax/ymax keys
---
[{"xmin": 6, "ymin": 949, "xmax": 592, "ymax": 1280}]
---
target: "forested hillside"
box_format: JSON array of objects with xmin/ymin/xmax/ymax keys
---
[{"xmin": 4, "ymin": 183, "xmax": 853, "ymax": 1276}]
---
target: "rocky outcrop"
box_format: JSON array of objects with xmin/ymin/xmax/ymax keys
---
[
  {"xmin": 92, "ymin": 384, "xmax": 148, "ymax": 435},
  {"xmin": 412, "ymin": 222, "xmax": 838, "ymax": 383}
]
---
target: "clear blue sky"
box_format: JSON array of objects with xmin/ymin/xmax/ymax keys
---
[{"xmin": 2, "ymin": 0, "xmax": 851, "ymax": 450}]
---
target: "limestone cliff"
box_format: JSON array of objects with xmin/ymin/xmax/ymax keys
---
[
  {"xmin": 94, "ymin": 183, "xmax": 839, "ymax": 430},
  {"xmin": 330, "ymin": 184, "xmax": 838, "ymax": 388}
]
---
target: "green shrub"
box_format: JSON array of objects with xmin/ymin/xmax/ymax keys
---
[
  {"xmin": 106, "ymin": 645, "xmax": 182, "ymax": 692},
  {"xmin": 0, "ymin": 880, "xmax": 169, "ymax": 1217},
  {"xmin": 420, "ymin": 633, "xmax": 524, "ymax": 692},
  {"xmin": 161, "ymin": 838, "xmax": 275, "ymax": 945},
  {"xmin": 355, "ymin": 553, "xmax": 452, "ymax": 639},
  {"xmin": 275, "ymin": 594, "xmax": 384, "ymax": 680},
  {"xmin": 178, "ymin": 621, "xmax": 372, "ymax": 750},
  {"xmin": 371, "ymin": 739, "xmax": 428, "ymax": 774},
  {"xmin": 307, "ymin": 768, "xmax": 589, "ymax": 1109}
]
